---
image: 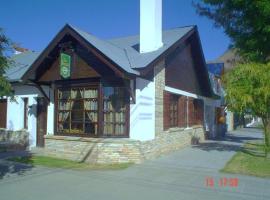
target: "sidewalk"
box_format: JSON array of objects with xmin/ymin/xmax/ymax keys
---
[{"xmin": 0, "ymin": 128, "xmax": 269, "ymax": 200}]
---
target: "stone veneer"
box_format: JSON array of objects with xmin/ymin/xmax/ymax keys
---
[
  {"xmin": 0, "ymin": 129, "xmax": 29, "ymax": 150},
  {"xmin": 154, "ymin": 59, "xmax": 165, "ymax": 136},
  {"xmin": 43, "ymin": 126, "xmax": 205, "ymax": 164}
]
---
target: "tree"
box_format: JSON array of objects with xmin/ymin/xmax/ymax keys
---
[
  {"xmin": 193, "ymin": 0, "xmax": 270, "ymax": 63},
  {"xmin": 224, "ymin": 62, "xmax": 270, "ymax": 155},
  {"xmin": 0, "ymin": 28, "xmax": 12, "ymax": 97}
]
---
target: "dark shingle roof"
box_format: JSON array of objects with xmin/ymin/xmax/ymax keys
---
[
  {"xmin": 69, "ymin": 24, "xmax": 194, "ymax": 73},
  {"xmin": 108, "ymin": 26, "xmax": 194, "ymax": 69},
  {"xmin": 11, "ymin": 24, "xmax": 196, "ymax": 81},
  {"xmin": 6, "ymin": 51, "xmax": 40, "ymax": 82},
  {"xmin": 69, "ymin": 25, "xmax": 139, "ymax": 75}
]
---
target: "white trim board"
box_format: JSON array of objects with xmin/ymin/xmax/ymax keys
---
[{"xmin": 165, "ymin": 86, "xmax": 200, "ymax": 99}]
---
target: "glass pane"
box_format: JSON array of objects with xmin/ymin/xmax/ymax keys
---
[
  {"xmin": 85, "ymin": 89, "xmax": 98, "ymax": 98},
  {"xmin": 58, "ymin": 89, "xmax": 71, "ymax": 99},
  {"xmin": 85, "ymin": 122, "xmax": 97, "ymax": 135},
  {"xmin": 85, "ymin": 112, "xmax": 97, "ymax": 123},
  {"xmin": 59, "ymin": 100, "xmax": 70, "ymax": 110},
  {"xmin": 103, "ymin": 87, "xmax": 127, "ymax": 136},
  {"xmin": 58, "ymin": 122, "xmax": 69, "ymax": 133},
  {"xmin": 72, "ymin": 100, "xmax": 84, "ymax": 110},
  {"xmin": 70, "ymin": 89, "xmax": 81, "ymax": 99},
  {"xmin": 85, "ymin": 99, "xmax": 98, "ymax": 110},
  {"xmin": 58, "ymin": 111, "xmax": 70, "ymax": 123},
  {"xmin": 103, "ymin": 123, "xmax": 113, "ymax": 135},
  {"xmin": 71, "ymin": 123, "xmax": 83, "ymax": 134},
  {"xmin": 71, "ymin": 111, "xmax": 84, "ymax": 123}
]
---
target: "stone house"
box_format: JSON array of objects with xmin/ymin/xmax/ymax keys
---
[{"xmin": 0, "ymin": 0, "xmax": 217, "ymax": 163}]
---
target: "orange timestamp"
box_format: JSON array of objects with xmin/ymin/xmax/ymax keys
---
[{"xmin": 205, "ymin": 176, "xmax": 239, "ymax": 188}]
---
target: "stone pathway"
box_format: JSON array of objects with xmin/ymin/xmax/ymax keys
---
[{"xmin": 0, "ymin": 128, "xmax": 269, "ymax": 200}]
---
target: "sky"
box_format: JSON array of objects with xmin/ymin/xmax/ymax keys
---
[{"xmin": 1, "ymin": 0, "xmax": 230, "ymax": 61}]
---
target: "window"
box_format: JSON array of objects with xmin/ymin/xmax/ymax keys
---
[
  {"xmin": 164, "ymin": 91, "xmax": 204, "ymax": 130},
  {"xmin": 193, "ymin": 99, "xmax": 204, "ymax": 125},
  {"xmin": 56, "ymin": 85, "xmax": 129, "ymax": 137},
  {"xmin": 103, "ymin": 87, "xmax": 128, "ymax": 136},
  {"xmin": 57, "ymin": 87, "xmax": 98, "ymax": 136},
  {"xmin": 169, "ymin": 95, "xmax": 178, "ymax": 127},
  {"xmin": 23, "ymin": 98, "xmax": 28, "ymax": 129}
]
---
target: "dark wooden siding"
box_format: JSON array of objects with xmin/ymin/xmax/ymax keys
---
[
  {"xmin": 0, "ymin": 99, "xmax": 7, "ymax": 128},
  {"xmin": 165, "ymin": 44, "xmax": 202, "ymax": 95},
  {"xmin": 165, "ymin": 31, "xmax": 212, "ymax": 97},
  {"xmin": 38, "ymin": 52, "xmax": 100, "ymax": 82}
]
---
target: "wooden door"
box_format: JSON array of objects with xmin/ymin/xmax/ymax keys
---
[
  {"xmin": 37, "ymin": 98, "xmax": 48, "ymax": 147},
  {"xmin": 0, "ymin": 99, "xmax": 7, "ymax": 128}
]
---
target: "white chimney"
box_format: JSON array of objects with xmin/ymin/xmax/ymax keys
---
[{"xmin": 140, "ymin": 0, "xmax": 163, "ymax": 53}]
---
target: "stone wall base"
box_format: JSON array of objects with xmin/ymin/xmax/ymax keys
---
[
  {"xmin": 43, "ymin": 127, "xmax": 205, "ymax": 164},
  {"xmin": 0, "ymin": 129, "xmax": 29, "ymax": 151}
]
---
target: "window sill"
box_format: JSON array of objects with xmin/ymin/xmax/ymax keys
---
[{"xmin": 44, "ymin": 135, "xmax": 132, "ymax": 143}]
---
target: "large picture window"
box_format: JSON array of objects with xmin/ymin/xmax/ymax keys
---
[
  {"xmin": 56, "ymin": 85, "xmax": 129, "ymax": 137},
  {"xmin": 57, "ymin": 87, "xmax": 98, "ymax": 136}
]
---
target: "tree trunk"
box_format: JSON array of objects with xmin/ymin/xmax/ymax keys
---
[{"xmin": 262, "ymin": 118, "xmax": 270, "ymax": 157}]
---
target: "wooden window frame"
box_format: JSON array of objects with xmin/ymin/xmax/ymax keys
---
[
  {"xmin": 54, "ymin": 82, "xmax": 130, "ymax": 138},
  {"xmin": 169, "ymin": 95, "xmax": 178, "ymax": 128},
  {"xmin": 55, "ymin": 84, "xmax": 99, "ymax": 137},
  {"xmin": 102, "ymin": 86, "xmax": 129, "ymax": 137}
]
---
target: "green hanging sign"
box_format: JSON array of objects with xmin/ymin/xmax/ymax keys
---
[{"xmin": 60, "ymin": 53, "xmax": 71, "ymax": 79}]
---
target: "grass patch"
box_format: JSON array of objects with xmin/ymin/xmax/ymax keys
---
[
  {"xmin": 221, "ymin": 142, "xmax": 270, "ymax": 178},
  {"xmin": 8, "ymin": 156, "xmax": 133, "ymax": 170}
]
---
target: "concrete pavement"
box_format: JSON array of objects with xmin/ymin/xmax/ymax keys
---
[{"xmin": 0, "ymin": 128, "xmax": 269, "ymax": 200}]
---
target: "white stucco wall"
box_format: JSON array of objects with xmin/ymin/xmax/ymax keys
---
[
  {"xmin": 46, "ymin": 86, "xmax": 54, "ymax": 135},
  {"xmin": 130, "ymin": 78, "xmax": 155, "ymax": 141},
  {"xmin": 203, "ymin": 98, "xmax": 222, "ymax": 138},
  {"xmin": 5, "ymin": 85, "xmax": 55, "ymax": 147}
]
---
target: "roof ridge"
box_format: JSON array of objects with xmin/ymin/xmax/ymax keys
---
[
  {"xmin": 68, "ymin": 24, "xmax": 128, "ymax": 53},
  {"xmin": 108, "ymin": 25, "xmax": 195, "ymax": 41}
]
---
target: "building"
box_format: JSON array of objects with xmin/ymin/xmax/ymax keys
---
[
  {"xmin": 0, "ymin": 0, "xmax": 217, "ymax": 163},
  {"xmin": 205, "ymin": 62, "xmax": 226, "ymax": 138}
]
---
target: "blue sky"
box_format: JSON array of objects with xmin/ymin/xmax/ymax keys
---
[{"xmin": 1, "ymin": 0, "xmax": 230, "ymax": 61}]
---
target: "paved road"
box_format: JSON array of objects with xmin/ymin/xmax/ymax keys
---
[{"xmin": 0, "ymin": 128, "xmax": 269, "ymax": 200}]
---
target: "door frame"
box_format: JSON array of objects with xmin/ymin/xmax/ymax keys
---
[
  {"xmin": 36, "ymin": 97, "xmax": 48, "ymax": 147},
  {"xmin": 0, "ymin": 99, "xmax": 7, "ymax": 128}
]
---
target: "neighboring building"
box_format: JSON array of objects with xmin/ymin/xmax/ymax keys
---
[
  {"xmin": 217, "ymin": 48, "xmax": 242, "ymax": 72},
  {"xmin": 1, "ymin": 51, "xmax": 40, "ymax": 146},
  {"xmin": 0, "ymin": 0, "xmax": 217, "ymax": 163},
  {"xmin": 217, "ymin": 49, "xmax": 246, "ymax": 130},
  {"xmin": 205, "ymin": 62, "xmax": 226, "ymax": 138}
]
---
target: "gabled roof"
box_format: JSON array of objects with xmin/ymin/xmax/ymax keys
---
[
  {"xmin": 69, "ymin": 24, "xmax": 195, "ymax": 71},
  {"xmin": 107, "ymin": 26, "xmax": 194, "ymax": 69},
  {"xmin": 6, "ymin": 51, "xmax": 40, "ymax": 82},
  {"xmin": 22, "ymin": 24, "xmax": 196, "ymax": 80},
  {"xmin": 69, "ymin": 25, "xmax": 138, "ymax": 75}
]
